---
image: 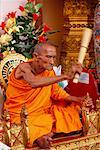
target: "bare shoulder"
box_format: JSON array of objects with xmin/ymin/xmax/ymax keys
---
[
  {"xmin": 19, "ymin": 62, "xmax": 31, "ymax": 71},
  {"xmin": 15, "ymin": 62, "xmax": 31, "ymax": 79}
]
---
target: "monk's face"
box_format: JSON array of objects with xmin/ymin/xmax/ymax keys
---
[{"xmin": 37, "ymin": 44, "xmax": 56, "ymax": 71}]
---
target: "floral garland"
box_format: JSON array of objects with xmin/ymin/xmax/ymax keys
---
[{"xmin": 0, "ymin": 0, "xmax": 57, "ymax": 59}]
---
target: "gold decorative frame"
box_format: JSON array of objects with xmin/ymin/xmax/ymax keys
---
[
  {"xmin": 0, "ymin": 53, "xmax": 27, "ymax": 87},
  {"xmin": 50, "ymin": 133, "xmax": 100, "ymax": 150}
]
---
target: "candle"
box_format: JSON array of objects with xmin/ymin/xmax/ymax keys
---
[{"xmin": 73, "ymin": 28, "xmax": 92, "ymax": 83}]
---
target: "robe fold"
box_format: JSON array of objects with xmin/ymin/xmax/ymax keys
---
[{"xmin": 4, "ymin": 69, "xmax": 82, "ymax": 144}]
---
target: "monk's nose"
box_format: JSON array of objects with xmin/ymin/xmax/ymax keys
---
[{"xmin": 49, "ymin": 58, "xmax": 54, "ymax": 65}]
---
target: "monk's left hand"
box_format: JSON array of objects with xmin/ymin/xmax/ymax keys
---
[
  {"xmin": 71, "ymin": 62, "xmax": 82, "ymax": 75},
  {"xmin": 67, "ymin": 95, "xmax": 84, "ymax": 106},
  {"xmin": 66, "ymin": 62, "xmax": 82, "ymax": 80}
]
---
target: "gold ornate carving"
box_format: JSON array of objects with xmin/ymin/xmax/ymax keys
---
[
  {"xmin": 2, "ymin": 109, "xmax": 11, "ymax": 146},
  {"xmin": 65, "ymin": 35, "xmax": 81, "ymax": 52},
  {"xmin": 60, "ymin": 51, "xmax": 79, "ymax": 73},
  {"xmin": 0, "ymin": 53, "xmax": 27, "ymax": 87},
  {"xmin": 51, "ymin": 133, "xmax": 100, "ymax": 150},
  {"xmin": 63, "ymin": 0, "xmax": 90, "ymax": 17},
  {"xmin": 0, "ymin": 119, "xmax": 4, "ymax": 143},
  {"xmin": 60, "ymin": 37, "xmax": 80, "ymax": 73},
  {"xmin": 20, "ymin": 105, "xmax": 30, "ymax": 147},
  {"xmin": 1, "ymin": 107, "xmax": 29, "ymax": 149},
  {"xmin": 82, "ymin": 110, "xmax": 100, "ymax": 136},
  {"xmin": 10, "ymin": 124, "xmax": 25, "ymax": 149}
]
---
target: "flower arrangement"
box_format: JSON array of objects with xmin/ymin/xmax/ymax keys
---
[{"xmin": 0, "ymin": 0, "xmax": 57, "ymax": 59}]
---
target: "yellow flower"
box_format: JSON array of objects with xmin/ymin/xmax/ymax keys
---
[
  {"xmin": 0, "ymin": 34, "xmax": 12, "ymax": 45},
  {"xmin": 3, "ymin": 51, "xmax": 9, "ymax": 57},
  {"xmin": 22, "ymin": 11, "xmax": 28, "ymax": 16},
  {"xmin": 6, "ymin": 18, "xmax": 16, "ymax": 29},
  {"xmin": 8, "ymin": 26, "xmax": 24, "ymax": 34},
  {"xmin": 4, "ymin": 18, "xmax": 16, "ymax": 33}
]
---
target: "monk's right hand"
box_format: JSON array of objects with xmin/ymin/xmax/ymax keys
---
[{"xmin": 63, "ymin": 62, "xmax": 82, "ymax": 80}]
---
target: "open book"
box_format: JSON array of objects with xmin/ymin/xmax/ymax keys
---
[
  {"xmin": 0, "ymin": 142, "xmax": 10, "ymax": 150},
  {"xmin": 53, "ymin": 65, "xmax": 68, "ymax": 88}
]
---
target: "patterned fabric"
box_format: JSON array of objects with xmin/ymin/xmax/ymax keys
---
[{"xmin": 94, "ymin": 2, "xmax": 100, "ymax": 81}]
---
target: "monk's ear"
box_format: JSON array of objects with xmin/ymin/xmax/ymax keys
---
[{"xmin": 32, "ymin": 52, "xmax": 39, "ymax": 58}]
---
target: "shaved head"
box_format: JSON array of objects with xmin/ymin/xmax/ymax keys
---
[
  {"xmin": 32, "ymin": 42, "xmax": 57, "ymax": 71},
  {"xmin": 34, "ymin": 42, "xmax": 56, "ymax": 55}
]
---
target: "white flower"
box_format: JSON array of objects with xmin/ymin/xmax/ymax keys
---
[
  {"xmin": 11, "ymin": 47, "xmax": 14, "ymax": 50},
  {"xmin": 19, "ymin": 36, "xmax": 28, "ymax": 41},
  {"xmin": 11, "ymin": 40, "xmax": 16, "ymax": 44}
]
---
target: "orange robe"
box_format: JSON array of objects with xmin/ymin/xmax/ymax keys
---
[{"xmin": 4, "ymin": 69, "xmax": 82, "ymax": 144}]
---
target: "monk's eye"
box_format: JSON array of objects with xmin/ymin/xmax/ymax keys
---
[{"xmin": 46, "ymin": 56, "xmax": 52, "ymax": 58}]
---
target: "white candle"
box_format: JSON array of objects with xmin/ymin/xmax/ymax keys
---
[{"xmin": 73, "ymin": 28, "xmax": 92, "ymax": 83}]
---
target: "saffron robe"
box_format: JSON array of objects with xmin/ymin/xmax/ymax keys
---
[{"xmin": 4, "ymin": 69, "xmax": 82, "ymax": 144}]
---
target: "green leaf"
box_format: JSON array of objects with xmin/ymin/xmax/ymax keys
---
[
  {"xmin": 16, "ymin": 16, "xmax": 27, "ymax": 23},
  {"xmin": 25, "ymin": 2, "xmax": 33, "ymax": 10},
  {"xmin": 22, "ymin": 52, "xmax": 32, "ymax": 59},
  {"xmin": 25, "ymin": 2, "xmax": 35, "ymax": 13},
  {"xmin": 14, "ymin": 44, "xmax": 32, "ymax": 49},
  {"xmin": 29, "ymin": 8, "xmax": 36, "ymax": 13},
  {"xmin": 35, "ymin": 3, "xmax": 42, "ymax": 12},
  {"xmin": 14, "ymin": 44, "xmax": 25, "ymax": 48},
  {"xmin": 1, "ymin": 46, "xmax": 8, "ymax": 52}
]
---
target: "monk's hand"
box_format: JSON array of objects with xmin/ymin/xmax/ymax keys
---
[
  {"xmin": 65, "ymin": 62, "xmax": 82, "ymax": 80},
  {"xmin": 67, "ymin": 95, "xmax": 84, "ymax": 106},
  {"xmin": 73, "ymin": 96, "xmax": 84, "ymax": 107},
  {"xmin": 71, "ymin": 62, "xmax": 82, "ymax": 75}
]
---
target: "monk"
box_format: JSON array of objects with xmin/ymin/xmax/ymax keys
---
[{"xmin": 4, "ymin": 42, "xmax": 84, "ymax": 149}]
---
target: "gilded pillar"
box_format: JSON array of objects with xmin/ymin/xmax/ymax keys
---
[{"xmin": 60, "ymin": 0, "xmax": 95, "ymax": 73}]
